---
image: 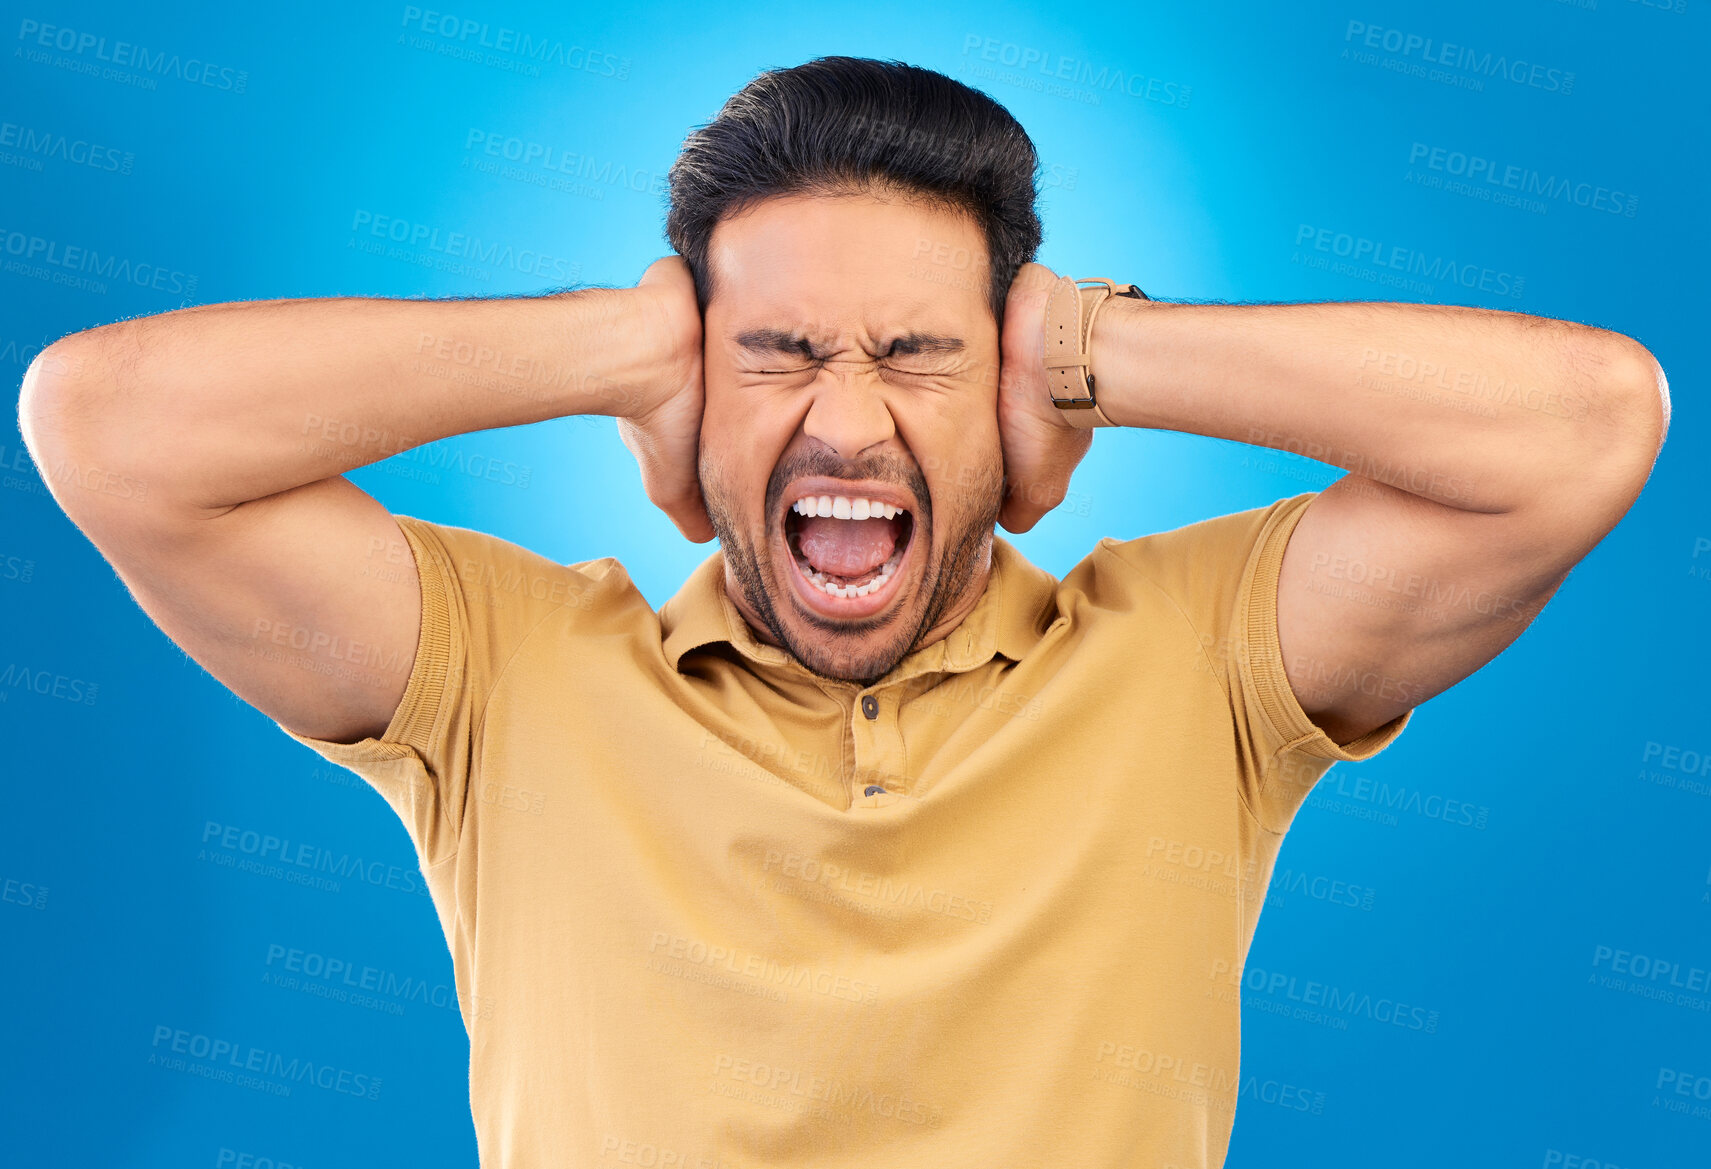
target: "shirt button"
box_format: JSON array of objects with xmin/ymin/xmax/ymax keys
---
[
  {"xmin": 864, "ymin": 785, "xmax": 886, "ymax": 796},
  {"xmin": 860, "ymin": 695, "xmax": 879, "ymax": 720}
]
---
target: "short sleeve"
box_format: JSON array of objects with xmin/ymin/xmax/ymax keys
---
[
  {"xmin": 1099, "ymin": 492, "xmax": 1412, "ymax": 835},
  {"xmin": 270, "ymin": 514, "xmax": 611, "ymax": 866}
]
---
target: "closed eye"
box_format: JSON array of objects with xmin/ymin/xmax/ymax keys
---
[
  {"xmin": 885, "ymin": 335, "xmax": 964, "ymax": 360},
  {"xmin": 737, "ymin": 328, "xmax": 827, "ymax": 375},
  {"xmin": 734, "ymin": 329, "xmax": 966, "ymax": 377},
  {"xmin": 881, "ymin": 352, "xmax": 958, "ymax": 370},
  {"xmin": 880, "ymin": 350, "xmax": 965, "ymax": 377}
]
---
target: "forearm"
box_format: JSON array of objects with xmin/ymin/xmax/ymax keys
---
[
  {"xmin": 19, "ymin": 288, "xmax": 663, "ymax": 516},
  {"xmin": 1090, "ymin": 298, "xmax": 1666, "ymax": 518}
]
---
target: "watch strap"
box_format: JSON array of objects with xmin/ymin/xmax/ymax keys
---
[{"xmin": 1043, "ymin": 277, "xmax": 1148, "ymax": 429}]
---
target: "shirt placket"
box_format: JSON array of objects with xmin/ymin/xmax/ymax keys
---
[{"xmin": 849, "ymin": 683, "xmax": 910, "ymax": 808}]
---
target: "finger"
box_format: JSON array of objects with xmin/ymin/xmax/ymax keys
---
[
  {"xmin": 637, "ymin": 254, "xmax": 689, "ymax": 286},
  {"xmin": 1001, "ymin": 264, "xmax": 1052, "ymax": 347},
  {"xmin": 1010, "ymin": 261, "xmax": 1059, "ymax": 299}
]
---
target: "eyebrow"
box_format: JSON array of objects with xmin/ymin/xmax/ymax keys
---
[{"xmin": 735, "ymin": 328, "xmax": 965, "ymax": 360}]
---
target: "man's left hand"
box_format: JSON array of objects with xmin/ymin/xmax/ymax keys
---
[{"xmin": 996, "ymin": 261, "xmax": 1094, "ymax": 533}]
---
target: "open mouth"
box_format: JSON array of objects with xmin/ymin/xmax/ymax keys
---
[{"xmin": 781, "ymin": 488, "xmax": 917, "ymax": 614}]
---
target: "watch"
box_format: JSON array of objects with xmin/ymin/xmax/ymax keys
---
[{"xmin": 1043, "ymin": 276, "xmax": 1149, "ymax": 429}]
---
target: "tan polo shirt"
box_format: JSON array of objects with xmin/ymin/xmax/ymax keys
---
[{"xmin": 277, "ymin": 488, "xmax": 1409, "ymax": 1168}]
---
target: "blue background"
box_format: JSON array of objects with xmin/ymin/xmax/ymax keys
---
[{"xmin": 4, "ymin": 1, "xmax": 1708, "ymax": 1165}]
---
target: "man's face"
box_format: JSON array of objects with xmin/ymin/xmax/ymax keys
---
[{"xmin": 697, "ymin": 191, "xmax": 1004, "ymax": 685}]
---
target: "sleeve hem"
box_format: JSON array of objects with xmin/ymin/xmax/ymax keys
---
[
  {"xmin": 276, "ymin": 514, "xmax": 457, "ymax": 763},
  {"xmin": 1243, "ymin": 493, "xmax": 1413, "ymax": 765}
]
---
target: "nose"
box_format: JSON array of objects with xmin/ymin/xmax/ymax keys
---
[{"xmin": 801, "ymin": 364, "xmax": 896, "ymax": 461}]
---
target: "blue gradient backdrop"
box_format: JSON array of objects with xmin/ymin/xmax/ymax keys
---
[{"xmin": 3, "ymin": 1, "xmax": 1708, "ymax": 1166}]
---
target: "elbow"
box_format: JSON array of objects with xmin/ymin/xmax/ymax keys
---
[
  {"xmin": 1578, "ymin": 329, "xmax": 1668, "ymax": 502},
  {"xmin": 17, "ymin": 339, "xmax": 82, "ymax": 464},
  {"xmin": 1610, "ymin": 332, "xmax": 1669, "ymax": 450},
  {"xmin": 17, "ymin": 332, "xmax": 119, "ymax": 516}
]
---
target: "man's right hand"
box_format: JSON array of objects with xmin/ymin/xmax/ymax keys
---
[{"xmin": 616, "ymin": 256, "xmax": 715, "ymax": 543}]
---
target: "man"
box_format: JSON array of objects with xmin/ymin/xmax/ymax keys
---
[{"xmin": 19, "ymin": 55, "xmax": 1665, "ymax": 1169}]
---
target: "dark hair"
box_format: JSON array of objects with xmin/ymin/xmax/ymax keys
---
[{"xmin": 665, "ymin": 56, "xmax": 1042, "ymax": 323}]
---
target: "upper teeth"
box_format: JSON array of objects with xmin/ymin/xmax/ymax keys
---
[{"xmin": 791, "ymin": 495, "xmax": 903, "ymax": 520}]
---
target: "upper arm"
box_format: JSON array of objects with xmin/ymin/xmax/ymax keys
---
[
  {"xmin": 1276, "ymin": 477, "xmax": 1572, "ymax": 743},
  {"xmin": 17, "ymin": 330, "xmax": 424, "ymax": 745},
  {"xmin": 1275, "ymin": 328, "xmax": 1666, "ymax": 744},
  {"xmin": 44, "ymin": 470, "xmax": 421, "ymax": 746}
]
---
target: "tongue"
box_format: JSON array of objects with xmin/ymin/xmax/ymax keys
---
[{"xmin": 797, "ymin": 516, "xmax": 897, "ymax": 578}]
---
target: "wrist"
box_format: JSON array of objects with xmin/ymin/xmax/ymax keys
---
[
  {"xmin": 547, "ymin": 286, "xmax": 695, "ymax": 422},
  {"xmin": 1085, "ymin": 292, "xmax": 1153, "ymax": 429},
  {"xmin": 622, "ymin": 276, "xmax": 703, "ymax": 425}
]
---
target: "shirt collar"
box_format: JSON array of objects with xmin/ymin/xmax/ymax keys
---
[{"xmin": 659, "ymin": 535, "xmax": 1059, "ymax": 680}]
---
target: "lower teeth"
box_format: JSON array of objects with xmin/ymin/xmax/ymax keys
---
[{"xmin": 803, "ymin": 544, "xmax": 904, "ymax": 600}]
